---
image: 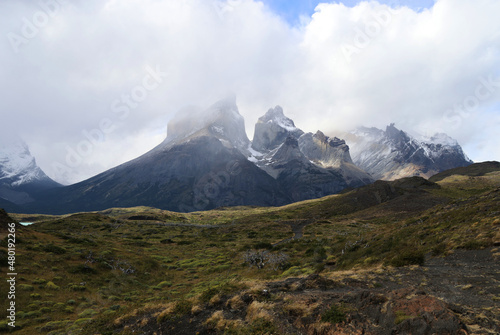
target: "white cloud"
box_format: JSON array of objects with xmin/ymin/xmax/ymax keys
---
[{"xmin": 0, "ymin": 0, "xmax": 499, "ymax": 184}]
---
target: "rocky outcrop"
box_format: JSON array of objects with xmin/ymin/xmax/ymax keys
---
[
  {"xmin": 298, "ymin": 131, "xmax": 352, "ymax": 167},
  {"xmin": 299, "ymin": 131, "xmax": 373, "ymax": 188},
  {"xmin": 250, "ymin": 108, "xmax": 374, "ymax": 200},
  {"xmin": 259, "ymin": 136, "xmax": 349, "ymax": 202},
  {"xmin": 252, "ymin": 106, "xmax": 303, "ymax": 152}
]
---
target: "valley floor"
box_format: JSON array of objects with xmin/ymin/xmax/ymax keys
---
[
  {"xmin": 1, "ymin": 166, "xmax": 499, "ymax": 334},
  {"xmin": 113, "ymin": 248, "xmax": 500, "ymax": 335}
]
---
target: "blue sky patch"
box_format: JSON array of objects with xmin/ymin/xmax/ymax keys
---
[{"xmin": 261, "ymin": 0, "xmax": 436, "ymax": 25}]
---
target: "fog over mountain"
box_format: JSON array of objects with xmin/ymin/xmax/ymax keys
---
[{"xmin": 0, "ymin": 0, "xmax": 499, "ymax": 184}]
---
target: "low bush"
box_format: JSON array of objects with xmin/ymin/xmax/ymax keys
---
[
  {"xmin": 43, "ymin": 244, "xmax": 66, "ymax": 254},
  {"xmin": 389, "ymin": 250, "xmax": 425, "ymax": 267},
  {"xmin": 321, "ymin": 304, "xmax": 346, "ymax": 324}
]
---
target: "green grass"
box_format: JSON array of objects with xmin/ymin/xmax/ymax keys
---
[{"xmin": 1, "ymin": 169, "xmax": 499, "ymax": 334}]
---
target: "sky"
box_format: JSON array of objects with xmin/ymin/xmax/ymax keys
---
[{"xmin": 0, "ymin": 0, "xmax": 499, "ymax": 184}]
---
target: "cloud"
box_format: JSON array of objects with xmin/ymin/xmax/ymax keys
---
[{"xmin": 0, "ymin": 0, "xmax": 499, "ymax": 184}]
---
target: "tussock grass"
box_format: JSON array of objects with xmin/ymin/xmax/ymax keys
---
[{"xmin": 1, "ymin": 168, "xmax": 499, "ymax": 334}]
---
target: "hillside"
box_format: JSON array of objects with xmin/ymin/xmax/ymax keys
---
[
  {"xmin": 429, "ymin": 161, "xmax": 500, "ymax": 182},
  {"xmin": 1, "ymin": 162, "xmax": 499, "ymax": 334}
]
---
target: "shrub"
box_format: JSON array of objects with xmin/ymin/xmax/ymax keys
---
[
  {"xmin": 200, "ymin": 288, "xmax": 220, "ymax": 303},
  {"xmin": 69, "ymin": 264, "xmax": 97, "ymax": 274},
  {"xmin": 43, "ymin": 244, "xmax": 66, "ymax": 254},
  {"xmin": 321, "ymin": 304, "xmax": 346, "ymax": 324},
  {"xmin": 141, "ymin": 257, "xmax": 160, "ymax": 272},
  {"xmin": 45, "ymin": 281, "xmax": 60, "ymax": 290},
  {"xmin": 460, "ymin": 240, "xmax": 491, "ymax": 250},
  {"xmin": 247, "ymin": 231, "xmax": 258, "ymax": 239},
  {"xmin": 68, "ymin": 237, "xmax": 97, "ymax": 246},
  {"xmin": 389, "ymin": 250, "xmax": 425, "ymax": 267},
  {"xmin": 394, "ymin": 310, "xmax": 412, "ymax": 325},
  {"xmin": 78, "ymin": 309, "xmax": 97, "ymax": 318},
  {"xmin": 249, "ymin": 318, "xmax": 278, "ymax": 334},
  {"xmin": 253, "ymin": 242, "xmax": 273, "ymax": 250},
  {"xmin": 32, "ymin": 278, "xmax": 47, "ymax": 285},
  {"xmin": 41, "ymin": 320, "xmax": 69, "ymax": 332},
  {"xmin": 173, "ymin": 300, "xmax": 193, "ymax": 315},
  {"xmin": 68, "ymin": 284, "xmax": 86, "ymax": 292},
  {"xmin": 158, "ymin": 281, "xmax": 173, "ymax": 288},
  {"xmin": 431, "ymin": 243, "xmax": 447, "ymax": 256},
  {"xmin": 243, "ymin": 250, "xmax": 289, "ymax": 270},
  {"xmin": 19, "ymin": 284, "xmax": 34, "ymax": 291}
]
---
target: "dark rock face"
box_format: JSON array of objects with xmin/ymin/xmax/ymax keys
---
[
  {"xmin": 270, "ymin": 136, "xmax": 307, "ymax": 165},
  {"xmin": 298, "ymin": 131, "xmax": 374, "ymax": 188},
  {"xmin": 346, "ymin": 124, "xmax": 472, "ymax": 180},
  {"xmin": 262, "ymin": 136, "xmax": 349, "ymax": 202},
  {"xmin": 25, "ymin": 137, "xmax": 289, "ymax": 214},
  {"xmin": 252, "ymin": 106, "xmax": 304, "ymax": 152},
  {"xmin": 250, "ymin": 108, "xmax": 374, "ymax": 203}
]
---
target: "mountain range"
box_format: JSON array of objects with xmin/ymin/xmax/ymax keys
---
[
  {"xmin": 0, "ymin": 97, "xmax": 472, "ymax": 214},
  {"xmin": 345, "ymin": 124, "xmax": 472, "ymax": 180}
]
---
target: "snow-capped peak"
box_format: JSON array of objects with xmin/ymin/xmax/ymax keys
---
[
  {"xmin": 418, "ymin": 133, "xmax": 459, "ymax": 147},
  {"xmin": 261, "ymin": 106, "xmax": 298, "ymax": 132},
  {"xmin": 0, "ymin": 137, "xmax": 62, "ymax": 193},
  {"xmin": 346, "ymin": 124, "xmax": 472, "ymax": 180},
  {"xmin": 0, "ymin": 138, "xmax": 40, "ymax": 185}
]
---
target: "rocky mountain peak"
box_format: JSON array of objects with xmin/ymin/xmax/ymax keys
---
[
  {"xmin": 346, "ymin": 124, "xmax": 472, "ymax": 180},
  {"xmin": 260, "ymin": 106, "xmax": 295, "ymax": 129},
  {"xmin": 166, "ymin": 96, "xmax": 250, "ymax": 154},
  {"xmin": 385, "ymin": 123, "xmax": 410, "ymax": 144},
  {"xmin": 252, "ymin": 106, "xmax": 304, "ymax": 152},
  {"xmin": 0, "ymin": 137, "xmax": 60, "ymax": 205},
  {"xmin": 271, "ymin": 136, "xmax": 306, "ymax": 164},
  {"xmin": 313, "ymin": 131, "xmax": 348, "ymax": 150},
  {"xmin": 298, "ymin": 131, "xmax": 353, "ymax": 168}
]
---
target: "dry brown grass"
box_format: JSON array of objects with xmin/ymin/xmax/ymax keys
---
[
  {"xmin": 245, "ymin": 301, "xmax": 275, "ymax": 323},
  {"xmin": 154, "ymin": 302, "xmax": 176, "ymax": 323},
  {"xmin": 282, "ymin": 298, "xmax": 319, "ymax": 319},
  {"xmin": 191, "ymin": 304, "xmax": 203, "ymax": 315},
  {"xmin": 309, "ymin": 322, "xmax": 333, "ymax": 335},
  {"xmin": 226, "ymin": 294, "xmax": 246, "ymax": 310},
  {"xmin": 243, "ymin": 280, "xmax": 267, "ymax": 295},
  {"xmin": 205, "ymin": 310, "xmax": 244, "ymax": 331},
  {"xmin": 209, "ymin": 293, "xmax": 222, "ymax": 306},
  {"xmin": 114, "ymin": 303, "xmax": 171, "ymax": 327}
]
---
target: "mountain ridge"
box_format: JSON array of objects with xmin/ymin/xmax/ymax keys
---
[
  {"xmin": 345, "ymin": 123, "xmax": 472, "ymax": 180},
  {"xmin": 2, "ymin": 98, "xmax": 474, "ymax": 214}
]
